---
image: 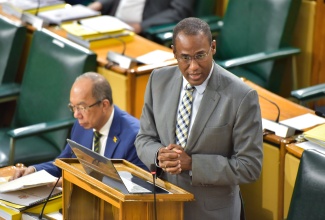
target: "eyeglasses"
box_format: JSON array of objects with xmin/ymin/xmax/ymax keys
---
[
  {"xmin": 68, "ymin": 100, "xmax": 102, "ymax": 113},
  {"xmin": 176, "ymin": 46, "xmax": 212, "ymax": 64}
]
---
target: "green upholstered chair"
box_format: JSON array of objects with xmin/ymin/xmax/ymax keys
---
[
  {"xmin": 287, "ymin": 149, "xmax": 325, "ymax": 220},
  {"xmin": 0, "ymin": 28, "xmax": 97, "ymax": 167},
  {"xmin": 0, "ymin": 15, "xmax": 27, "ymax": 102},
  {"xmin": 214, "ymin": 0, "xmax": 302, "ymax": 94},
  {"xmin": 143, "ymin": 0, "xmax": 221, "ymax": 47},
  {"xmin": 291, "ymin": 83, "xmax": 325, "ymax": 107}
]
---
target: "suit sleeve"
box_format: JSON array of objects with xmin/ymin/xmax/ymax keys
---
[
  {"xmin": 33, "ymin": 123, "xmax": 78, "ymax": 177},
  {"xmin": 191, "ymin": 89, "xmax": 263, "ymax": 186},
  {"xmin": 33, "ymin": 143, "xmax": 72, "ymax": 177},
  {"xmin": 135, "ymin": 71, "xmax": 165, "ymax": 168},
  {"xmin": 97, "ymin": 0, "xmax": 117, "ymax": 15},
  {"xmin": 141, "ymin": 0, "xmax": 195, "ymax": 30}
]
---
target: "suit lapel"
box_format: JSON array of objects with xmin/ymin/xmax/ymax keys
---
[
  {"xmin": 186, "ymin": 65, "xmax": 221, "ymax": 150},
  {"xmin": 104, "ymin": 106, "xmax": 120, "ymax": 158},
  {"xmin": 165, "ymin": 71, "xmax": 183, "ymax": 144}
]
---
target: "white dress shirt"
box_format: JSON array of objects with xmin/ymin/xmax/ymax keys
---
[
  {"xmin": 115, "ymin": 0, "xmax": 146, "ymax": 23},
  {"xmin": 92, "ymin": 107, "xmax": 114, "ymax": 155},
  {"xmin": 178, "ymin": 63, "xmax": 214, "ymax": 136}
]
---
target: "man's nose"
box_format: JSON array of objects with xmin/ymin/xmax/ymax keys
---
[{"xmin": 188, "ymin": 58, "xmax": 200, "ymax": 69}]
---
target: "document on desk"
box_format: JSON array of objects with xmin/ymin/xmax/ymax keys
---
[
  {"xmin": 0, "ymin": 170, "xmax": 57, "ymax": 193},
  {"xmin": 279, "ymin": 113, "xmax": 325, "ymax": 130},
  {"xmin": 0, "ymin": 185, "xmax": 62, "ymax": 208},
  {"xmin": 78, "ymin": 15, "xmax": 134, "ymax": 32},
  {"xmin": 136, "ymin": 50, "xmax": 175, "ymax": 65},
  {"xmin": 37, "ymin": 4, "xmax": 100, "ymax": 25}
]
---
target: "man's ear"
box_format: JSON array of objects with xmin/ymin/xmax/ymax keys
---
[
  {"xmin": 211, "ymin": 40, "xmax": 217, "ymax": 54},
  {"xmin": 171, "ymin": 45, "xmax": 176, "ymax": 58},
  {"xmin": 102, "ymin": 99, "xmax": 111, "ymax": 109}
]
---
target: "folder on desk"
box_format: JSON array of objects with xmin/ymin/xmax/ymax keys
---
[
  {"xmin": 0, "ymin": 196, "xmax": 62, "ymax": 220},
  {"xmin": 67, "ymin": 30, "xmax": 135, "ymax": 49},
  {"xmin": 61, "ymin": 15, "xmax": 135, "ymax": 48},
  {"xmin": 303, "ymin": 123, "xmax": 325, "ymax": 147}
]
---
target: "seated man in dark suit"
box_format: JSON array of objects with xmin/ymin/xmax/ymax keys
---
[
  {"xmin": 64, "ymin": 0, "xmax": 93, "ymax": 5},
  {"xmin": 11, "ymin": 72, "xmax": 147, "ymax": 180},
  {"xmin": 88, "ymin": 0, "xmax": 194, "ymax": 34}
]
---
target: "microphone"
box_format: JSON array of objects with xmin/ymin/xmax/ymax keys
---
[
  {"xmin": 150, "ymin": 164, "xmax": 158, "ymax": 220},
  {"xmin": 106, "ymin": 35, "xmax": 144, "ymax": 69},
  {"xmin": 315, "ymin": 110, "xmax": 325, "ymax": 118},
  {"xmin": 259, "ymin": 95, "xmax": 295, "ymax": 138},
  {"xmin": 23, "ymin": 177, "xmax": 61, "ymax": 220}
]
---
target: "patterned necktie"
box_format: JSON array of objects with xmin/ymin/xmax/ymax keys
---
[
  {"xmin": 176, "ymin": 83, "xmax": 195, "ymax": 148},
  {"xmin": 93, "ymin": 131, "xmax": 102, "ymax": 153}
]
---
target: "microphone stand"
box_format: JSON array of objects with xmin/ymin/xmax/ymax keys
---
[
  {"xmin": 259, "ymin": 94, "xmax": 280, "ymax": 122},
  {"xmin": 150, "ymin": 164, "xmax": 158, "ymax": 220},
  {"xmin": 24, "ymin": 177, "xmax": 61, "ymax": 220},
  {"xmin": 35, "ymin": 0, "xmax": 41, "ymax": 16}
]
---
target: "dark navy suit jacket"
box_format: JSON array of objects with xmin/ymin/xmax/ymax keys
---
[{"xmin": 34, "ymin": 106, "xmax": 147, "ymax": 177}]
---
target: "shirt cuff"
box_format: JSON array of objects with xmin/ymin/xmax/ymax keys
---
[{"xmin": 155, "ymin": 149, "xmax": 161, "ymax": 168}]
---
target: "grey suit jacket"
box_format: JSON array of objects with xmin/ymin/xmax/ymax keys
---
[
  {"xmin": 98, "ymin": 0, "xmax": 194, "ymax": 30},
  {"xmin": 135, "ymin": 63, "xmax": 263, "ymax": 220}
]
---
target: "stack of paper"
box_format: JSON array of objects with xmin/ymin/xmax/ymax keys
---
[
  {"xmin": 1, "ymin": 0, "xmax": 66, "ymax": 18},
  {"xmin": 0, "ymin": 170, "xmax": 61, "ymax": 211},
  {"xmin": 303, "ymin": 123, "xmax": 325, "ymax": 148},
  {"xmin": 37, "ymin": 4, "xmax": 100, "ymax": 25},
  {"xmin": 61, "ymin": 15, "xmax": 135, "ymax": 49},
  {"xmin": 0, "ymin": 196, "xmax": 62, "ymax": 220}
]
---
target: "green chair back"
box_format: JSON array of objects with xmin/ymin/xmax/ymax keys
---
[
  {"xmin": 194, "ymin": 0, "xmax": 217, "ymax": 17},
  {"xmin": 215, "ymin": 0, "xmax": 301, "ymax": 93},
  {"xmin": 0, "ymin": 29, "xmax": 97, "ymax": 166},
  {"xmin": 287, "ymin": 149, "xmax": 325, "ymax": 220},
  {"xmin": 0, "ymin": 15, "xmax": 26, "ymax": 85}
]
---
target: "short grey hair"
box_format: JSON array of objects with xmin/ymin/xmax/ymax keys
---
[{"xmin": 75, "ymin": 72, "xmax": 113, "ymax": 104}]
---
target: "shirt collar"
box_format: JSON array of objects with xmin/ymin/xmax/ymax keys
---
[{"xmin": 93, "ymin": 106, "xmax": 115, "ymax": 136}]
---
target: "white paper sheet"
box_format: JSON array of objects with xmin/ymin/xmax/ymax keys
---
[
  {"xmin": 279, "ymin": 113, "xmax": 325, "ymax": 130},
  {"xmin": 136, "ymin": 50, "xmax": 174, "ymax": 65}
]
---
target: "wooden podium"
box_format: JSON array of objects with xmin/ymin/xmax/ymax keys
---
[{"xmin": 54, "ymin": 158, "xmax": 194, "ymax": 220}]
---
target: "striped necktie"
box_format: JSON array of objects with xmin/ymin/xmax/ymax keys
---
[
  {"xmin": 93, "ymin": 131, "xmax": 102, "ymax": 153},
  {"xmin": 175, "ymin": 83, "xmax": 195, "ymax": 148}
]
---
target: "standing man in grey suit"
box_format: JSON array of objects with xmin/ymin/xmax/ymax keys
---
[{"xmin": 135, "ymin": 17, "xmax": 263, "ymax": 220}]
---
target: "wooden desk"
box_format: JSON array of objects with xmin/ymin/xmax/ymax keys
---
[
  {"xmin": 242, "ymin": 80, "xmax": 313, "ymax": 220},
  {"xmin": 1, "ymin": 7, "xmax": 177, "ymax": 119},
  {"xmin": 55, "ymin": 158, "xmax": 194, "ymax": 220},
  {"xmin": 0, "ymin": 166, "xmax": 16, "ymax": 179},
  {"xmin": 48, "ymin": 26, "xmax": 177, "ymax": 118},
  {"xmin": 95, "ymin": 37, "xmax": 177, "ymax": 118}
]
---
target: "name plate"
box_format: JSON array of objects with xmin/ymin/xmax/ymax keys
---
[{"xmin": 21, "ymin": 12, "xmax": 49, "ymax": 30}]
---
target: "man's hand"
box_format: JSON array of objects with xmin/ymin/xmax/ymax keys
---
[
  {"xmin": 128, "ymin": 23, "xmax": 142, "ymax": 34},
  {"xmin": 48, "ymin": 178, "xmax": 62, "ymax": 188},
  {"xmin": 9, "ymin": 166, "xmax": 36, "ymax": 181},
  {"xmin": 158, "ymin": 144, "xmax": 192, "ymax": 175},
  {"xmin": 87, "ymin": 2, "xmax": 103, "ymax": 11}
]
